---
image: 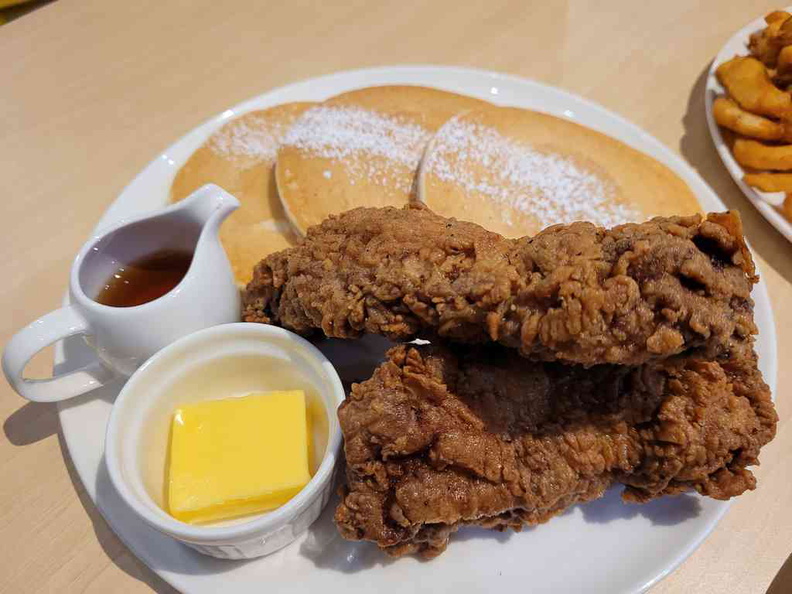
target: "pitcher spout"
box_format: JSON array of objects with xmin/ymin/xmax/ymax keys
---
[{"xmin": 175, "ymin": 183, "xmax": 240, "ymax": 232}]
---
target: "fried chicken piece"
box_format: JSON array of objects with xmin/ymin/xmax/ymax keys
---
[
  {"xmin": 243, "ymin": 205, "xmax": 757, "ymax": 366},
  {"xmin": 335, "ymin": 341, "xmax": 776, "ymax": 558}
]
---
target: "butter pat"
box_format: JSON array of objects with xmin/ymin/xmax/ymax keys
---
[{"xmin": 168, "ymin": 390, "xmax": 311, "ymax": 524}]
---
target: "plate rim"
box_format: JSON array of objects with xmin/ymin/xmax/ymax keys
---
[
  {"xmin": 704, "ymin": 9, "xmax": 792, "ymax": 243},
  {"xmin": 55, "ymin": 64, "xmax": 778, "ymax": 594}
]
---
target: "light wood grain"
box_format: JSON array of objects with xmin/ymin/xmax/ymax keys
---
[{"xmin": 1, "ymin": 1, "xmax": 790, "ymax": 592}]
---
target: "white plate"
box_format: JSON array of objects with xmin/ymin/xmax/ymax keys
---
[
  {"xmin": 705, "ymin": 9, "xmax": 792, "ymax": 243},
  {"xmin": 55, "ymin": 66, "xmax": 777, "ymax": 594}
]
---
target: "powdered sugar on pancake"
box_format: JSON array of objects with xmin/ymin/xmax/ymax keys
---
[
  {"xmin": 209, "ymin": 116, "xmax": 284, "ymax": 162},
  {"xmin": 282, "ymin": 105, "xmax": 432, "ymax": 190},
  {"xmin": 423, "ymin": 117, "xmax": 641, "ymax": 227}
]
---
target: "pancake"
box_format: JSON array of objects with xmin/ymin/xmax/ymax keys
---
[
  {"xmin": 417, "ymin": 106, "xmax": 701, "ymax": 237},
  {"xmin": 275, "ymin": 86, "xmax": 490, "ymax": 234},
  {"xmin": 170, "ymin": 103, "xmax": 313, "ymax": 285}
]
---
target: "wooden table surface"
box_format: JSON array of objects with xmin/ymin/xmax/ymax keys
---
[{"xmin": 2, "ymin": 1, "xmax": 790, "ymax": 592}]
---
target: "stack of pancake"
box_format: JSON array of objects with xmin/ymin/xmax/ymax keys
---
[{"xmin": 170, "ymin": 85, "xmax": 701, "ymax": 285}]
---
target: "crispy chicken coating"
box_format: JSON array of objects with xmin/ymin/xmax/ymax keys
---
[
  {"xmin": 334, "ymin": 341, "xmax": 776, "ymax": 558},
  {"xmin": 244, "ymin": 205, "xmax": 757, "ymax": 366}
]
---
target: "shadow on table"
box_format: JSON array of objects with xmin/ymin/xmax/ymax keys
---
[
  {"xmin": 767, "ymin": 551, "xmax": 792, "ymax": 594},
  {"xmin": 4, "ymin": 400, "xmax": 60, "ymax": 445},
  {"xmin": 3, "ymin": 335, "xmax": 95, "ymax": 446},
  {"xmin": 3, "ymin": 334, "xmax": 119, "ymax": 448},
  {"xmin": 680, "ymin": 62, "xmax": 792, "ymax": 285}
]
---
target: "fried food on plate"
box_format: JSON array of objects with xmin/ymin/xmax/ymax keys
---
[
  {"xmin": 777, "ymin": 44, "xmax": 792, "ymax": 71},
  {"xmin": 334, "ymin": 341, "xmax": 777, "ymax": 558},
  {"xmin": 733, "ymin": 138, "xmax": 792, "ymax": 170},
  {"xmin": 782, "ymin": 193, "xmax": 792, "ymax": 219},
  {"xmin": 716, "ymin": 56, "xmax": 792, "ymax": 117},
  {"xmin": 765, "ymin": 10, "xmax": 791, "ymax": 25},
  {"xmin": 743, "ymin": 171, "xmax": 792, "ymax": 191},
  {"xmin": 748, "ymin": 11, "xmax": 792, "ymax": 67},
  {"xmin": 243, "ymin": 205, "xmax": 758, "ymax": 366},
  {"xmin": 712, "ymin": 96, "xmax": 787, "ymax": 140},
  {"xmin": 715, "ymin": 14, "xmax": 792, "ymax": 222},
  {"xmin": 772, "ymin": 45, "xmax": 792, "ymax": 87}
]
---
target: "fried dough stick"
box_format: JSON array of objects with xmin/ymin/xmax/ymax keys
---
[
  {"xmin": 716, "ymin": 56, "xmax": 792, "ymax": 117},
  {"xmin": 335, "ymin": 342, "xmax": 777, "ymax": 558},
  {"xmin": 743, "ymin": 172, "xmax": 792, "ymax": 191},
  {"xmin": 734, "ymin": 138, "xmax": 792, "ymax": 170},
  {"xmin": 713, "ymin": 96, "xmax": 789, "ymax": 141},
  {"xmin": 749, "ymin": 11, "xmax": 792, "ymax": 67},
  {"xmin": 244, "ymin": 205, "xmax": 757, "ymax": 366}
]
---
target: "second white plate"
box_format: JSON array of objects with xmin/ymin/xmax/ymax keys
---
[
  {"xmin": 56, "ymin": 66, "xmax": 777, "ymax": 594},
  {"xmin": 705, "ymin": 9, "xmax": 792, "ymax": 243}
]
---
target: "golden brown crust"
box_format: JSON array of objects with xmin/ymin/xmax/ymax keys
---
[
  {"xmin": 716, "ymin": 56, "xmax": 792, "ymax": 118},
  {"xmin": 334, "ymin": 340, "xmax": 776, "ymax": 558},
  {"xmin": 243, "ymin": 205, "xmax": 757, "ymax": 366}
]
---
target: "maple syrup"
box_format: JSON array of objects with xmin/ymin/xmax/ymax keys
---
[{"xmin": 95, "ymin": 250, "xmax": 193, "ymax": 307}]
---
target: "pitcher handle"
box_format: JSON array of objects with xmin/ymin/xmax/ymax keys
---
[{"xmin": 2, "ymin": 305, "xmax": 117, "ymax": 402}]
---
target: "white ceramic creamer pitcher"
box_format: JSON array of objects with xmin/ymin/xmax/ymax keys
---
[{"xmin": 2, "ymin": 184, "xmax": 241, "ymax": 402}]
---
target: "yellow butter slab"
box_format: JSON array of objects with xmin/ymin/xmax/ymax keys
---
[{"xmin": 168, "ymin": 390, "xmax": 310, "ymax": 524}]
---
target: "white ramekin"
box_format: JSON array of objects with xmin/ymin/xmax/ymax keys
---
[{"xmin": 104, "ymin": 322, "xmax": 344, "ymax": 560}]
